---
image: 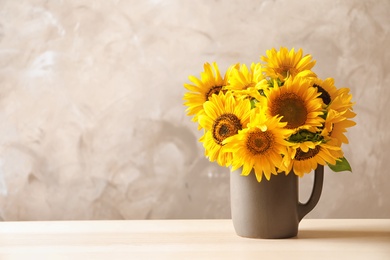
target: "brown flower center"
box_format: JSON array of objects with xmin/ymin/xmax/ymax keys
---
[
  {"xmin": 275, "ymin": 66, "xmax": 297, "ymax": 78},
  {"xmin": 270, "ymin": 92, "xmax": 307, "ymax": 129},
  {"xmin": 212, "ymin": 113, "xmax": 242, "ymax": 145},
  {"xmin": 294, "ymin": 146, "xmax": 320, "ymax": 161},
  {"xmin": 313, "ymin": 84, "xmax": 331, "ymax": 105},
  {"xmin": 206, "ymin": 86, "xmax": 223, "ymax": 100},
  {"xmin": 246, "ymin": 130, "xmax": 273, "ymax": 155}
]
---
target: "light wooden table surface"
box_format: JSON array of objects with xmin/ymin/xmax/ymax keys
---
[{"xmin": 0, "ymin": 219, "xmax": 389, "ymax": 259}]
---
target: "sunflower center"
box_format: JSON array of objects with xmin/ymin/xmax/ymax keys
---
[
  {"xmin": 271, "ymin": 92, "xmax": 307, "ymax": 129},
  {"xmin": 206, "ymin": 86, "xmax": 223, "ymax": 100},
  {"xmin": 246, "ymin": 130, "xmax": 273, "ymax": 155},
  {"xmin": 314, "ymin": 84, "xmax": 331, "ymax": 105},
  {"xmin": 212, "ymin": 113, "xmax": 242, "ymax": 145},
  {"xmin": 276, "ymin": 66, "xmax": 297, "ymax": 78},
  {"xmin": 294, "ymin": 146, "xmax": 320, "ymax": 161}
]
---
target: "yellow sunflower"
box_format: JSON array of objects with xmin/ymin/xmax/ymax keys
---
[
  {"xmin": 223, "ymin": 111, "xmax": 290, "ymax": 182},
  {"xmin": 281, "ymin": 141, "xmax": 342, "ymax": 177},
  {"xmin": 329, "ymin": 88, "xmax": 356, "ymax": 118},
  {"xmin": 320, "ymin": 85, "xmax": 356, "ymax": 145},
  {"xmin": 183, "ymin": 62, "xmax": 238, "ymax": 123},
  {"xmin": 322, "ymin": 108, "xmax": 356, "ymax": 146},
  {"xmin": 261, "ymin": 47, "xmax": 316, "ymax": 81},
  {"xmin": 331, "ymin": 119, "xmax": 356, "ymax": 145},
  {"xmin": 312, "ymin": 78, "xmax": 356, "ymax": 118},
  {"xmin": 311, "ymin": 77, "xmax": 339, "ymax": 107},
  {"xmin": 225, "ymin": 63, "xmax": 265, "ymax": 100},
  {"xmin": 261, "ymin": 75, "xmax": 324, "ymax": 133},
  {"xmin": 198, "ymin": 92, "xmax": 251, "ymax": 167}
]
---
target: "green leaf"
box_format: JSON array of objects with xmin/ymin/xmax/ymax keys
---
[
  {"xmin": 327, "ymin": 157, "xmax": 352, "ymax": 172},
  {"xmin": 288, "ymin": 129, "xmax": 324, "ymax": 143}
]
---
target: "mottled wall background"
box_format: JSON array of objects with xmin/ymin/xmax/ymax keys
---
[{"xmin": 0, "ymin": 0, "xmax": 389, "ymax": 220}]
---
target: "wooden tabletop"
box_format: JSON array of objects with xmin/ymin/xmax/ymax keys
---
[{"xmin": 0, "ymin": 219, "xmax": 389, "ymax": 259}]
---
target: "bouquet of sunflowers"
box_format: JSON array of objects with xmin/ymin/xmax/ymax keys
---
[{"xmin": 183, "ymin": 47, "xmax": 356, "ymax": 182}]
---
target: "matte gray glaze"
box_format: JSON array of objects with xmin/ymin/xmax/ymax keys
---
[{"xmin": 230, "ymin": 166, "xmax": 324, "ymax": 239}]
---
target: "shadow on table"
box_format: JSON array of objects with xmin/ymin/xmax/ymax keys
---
[{"xmin": 297, "ymin": 229, "xmax": 390, "ymax": 239}]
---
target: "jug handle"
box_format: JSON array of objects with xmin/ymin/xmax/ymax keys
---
[{"xmin": 298, "ymin": 165, "xmax": 324, "ymax": 221}]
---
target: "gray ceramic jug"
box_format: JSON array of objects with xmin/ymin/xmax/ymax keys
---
[{"xmin": 230, "ymin": 165, "xmax": 324, "ymax": 239}]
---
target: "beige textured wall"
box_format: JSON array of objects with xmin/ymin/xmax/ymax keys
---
[{"xmin": 0, "ymin": 0, "xmax": 389, "ymax": 220}]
